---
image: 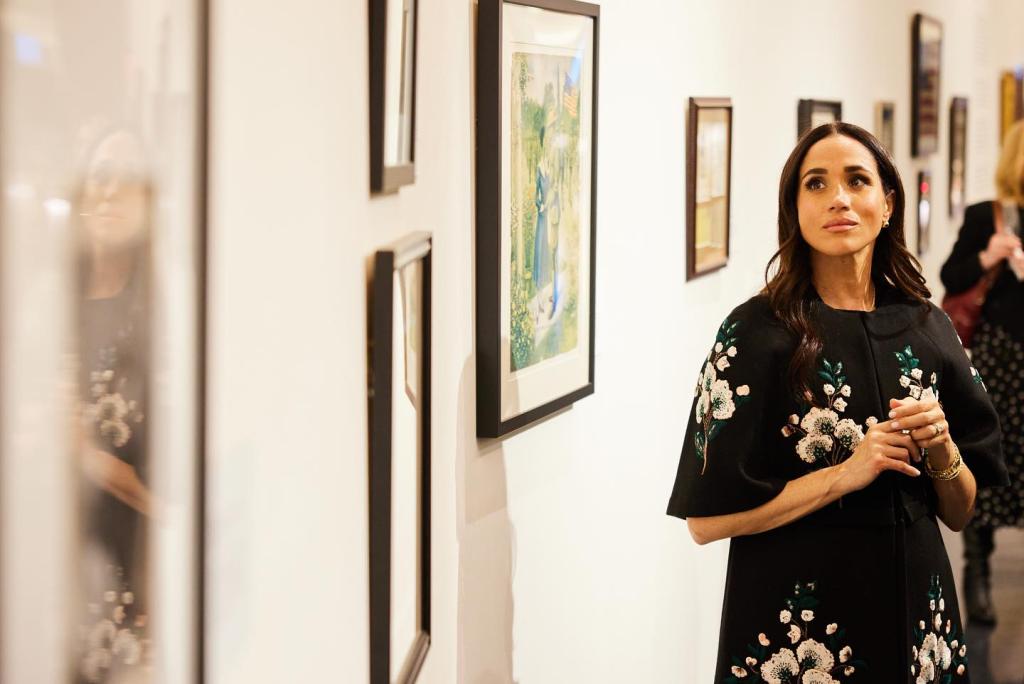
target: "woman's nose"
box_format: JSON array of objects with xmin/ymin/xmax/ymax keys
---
[{"xmin": 830, "ymin": 186, "xmax": 851, "ymax": 211}]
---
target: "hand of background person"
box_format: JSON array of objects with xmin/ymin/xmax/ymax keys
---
[
  {"xmin": 82, "ymin": 446, "xmax": 154, "ymax": 516},
  {"xmin": 836, "ymin": 419, "xmax": 922, "ymax": 494},
  {"xmin": 979, "ymin": 231, "xmax": 1022, "ymax": 269}
]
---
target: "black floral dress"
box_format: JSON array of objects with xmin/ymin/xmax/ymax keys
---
[
  {"xmin": 667, "ymin": 282, "xmax": 1007, "ymax": 684},
  {"xmin": 76, "ymin": 274, "xmax": 152, "ymax": 683}
]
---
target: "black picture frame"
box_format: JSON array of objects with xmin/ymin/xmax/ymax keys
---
[
  {"xmin": 917, "ymin": 170, "xmax": 932, "ymax": 256},
  {"xmin": 911, "ymin": 13, "xmax": 942, "ymax": 157},
  {"xmin": 948, "ymin": 97, "xmax": 968, "ymax": 219},
  {"xmin": 798, "ymin": 99, "xmax": 842, "ymax": 138},
  {"xmin": 369, "ymin": 0, "xmax": 418, "ymax": 194},
  {"xmin": 686, "ymin": 97, "xmax": 732, "ymax": 281},
  {"xmin": 475, "ymin": 0, "xmax": 599, "ymax": 438},
  {"xmin": 369, "ymin": 233, "xmax": 432, "ymax": 684}
]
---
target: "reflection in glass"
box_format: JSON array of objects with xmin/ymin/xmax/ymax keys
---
[
  {"xmin": 391, "ymin": 262, "xmax": 422, "ymax": 680},
  {"xmin": 73, "ymin": 127, "xmax": 154, "ymax": 683},
  {"xmin": 384, "ymin": 0, "xmax": 416, "ymax": 166}
]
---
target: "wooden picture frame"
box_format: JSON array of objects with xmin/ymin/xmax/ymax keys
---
[
  {"xmin": 369, "ymin": 233, "xmax": 432, "ymax": 684},
  {"xmin": 1000, "ymin": 70, "xmax": 1023, "ymax": 142},
  {"xmin": 475, "ymin": 0, "xmax": 599, "ymax": 438},
  {"xmin": 875, "ymin": 101, "xmax": 895, "ymax": 155},
  {"xmin": 911, "ymin": 13, "xmax": 942, "ymax": 157},
  {"xmin": 798, "ymin": 99, "xmax": 842, "ymax": 138},
  {"xmin": 917, "ymin": 170, "xmax": 933, "ymax": 256},
  {"xmin": 686, "ymin": 97, "xmax": 732, "ymax": 280},
  {"xmin": 369, "ymin": 0, "xmax": 418, "ymax": 193},
  {"xmin": 948, "ymin": 97, "xmax": 968, "ymax": 219}
]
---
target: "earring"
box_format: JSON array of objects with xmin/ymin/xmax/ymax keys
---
[{"xmin": 883, "ymin": 219, "xmax": 890, "ymax": 228}]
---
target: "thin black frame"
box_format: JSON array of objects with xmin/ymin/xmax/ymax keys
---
[
  {"xmin": 369, "ymin": 233, "xmax": 432, "ymax": 684},
  {"xmin": 917, "ymin": 170, "xmax": 932, "ymax": 256},
  {"xmin": 948, "ymin": 97, "xmax": 967, "ymax": 219},
  {"xmin": 686, "ymin": 97, "xmax": 732, "ymax": 281},
  {"xmin": 475, "ymin": 0, "xmax": 599, "ymax": 438},
  {"xmin": 369, "ymin": 0, "xmax": 418, "ymax": 194},
  {"xmin": 797, "ymin": 99, "xmax": 842, "ymax": 139},
  {"xmin": 911, "ymin": 13, "xmax": 943, "ymax": 157}
]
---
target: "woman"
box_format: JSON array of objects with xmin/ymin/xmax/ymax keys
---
[
  {"xmin": 667, "ymin": 122, "xmax": 1006, "ymax": 682},
  {"xmin": 940, "ymin": 119, "xmax": 1024, "ymax": 627},
  {"xmin": 74, "ymin": 125, "xmax": 155, "ymax": 683}
]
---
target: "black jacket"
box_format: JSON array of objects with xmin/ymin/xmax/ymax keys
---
[{"xmin": 940, "ymin": 200, "xmax": 1024, "ymax": 341}]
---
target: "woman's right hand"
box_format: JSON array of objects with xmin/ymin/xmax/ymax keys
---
[
  {"xmin": 979, "ymin": 231, "xmax": 1022, "ymax": 270},
  {"xmin": 835, "ymin": 420, "xmax": 921, "ymax": 495}
]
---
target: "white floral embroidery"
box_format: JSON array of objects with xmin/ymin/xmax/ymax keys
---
[
  {"xmin": 783, "ymin": 358, "xmax": 868, "ymax": 468},
  {"xmin": 693, "ymin": 318, "xmax": 752, "ymax": 475},
  {"xmin": 729, "ymin": 582, "xmax": 863, "ymax": 683},
  {"xmin": 912, "ymin": 576, "xmax": 967, "ymax": 681},
  {"xmin": 896, "ymin": 345, "xmax": 939, "ymax": 404},
  {"xmin": 760, "ymin": 649, "xmax": 799, "ymax": 684},
  {"xmin": 796, "ymin": 639, "xmax": 833, "ymax": 669}
]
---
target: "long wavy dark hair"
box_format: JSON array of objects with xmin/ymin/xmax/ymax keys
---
[{"xmin": 762, "ymin": 122, "xmax": 930, "ymax": 403}]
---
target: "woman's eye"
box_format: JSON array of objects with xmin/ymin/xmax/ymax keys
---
[
  {"xmin": 849, "ymin": 175, "xmax": 870, "ymax": 188},
  {"xmin": 804, "ymin": 178, "xmax": 825, "ymax": 191}
]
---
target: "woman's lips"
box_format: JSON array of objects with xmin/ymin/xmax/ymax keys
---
[{"xmin": 824, "ymin": 221, "xmax": 858, "ymax": 232}]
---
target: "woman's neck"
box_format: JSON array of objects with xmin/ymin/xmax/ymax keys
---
[
  {"xmin": 85, "ymin": 247, "xmax": 136, "ymax": 300},
  {"xmin": 811, "ymin": 250, "xmax": 876, "ymax": 312}
]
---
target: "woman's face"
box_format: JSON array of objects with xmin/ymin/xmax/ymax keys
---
[
  {"xmin": 80, "ymin": 131, "xmax": 149, "ymax": 252},
  {"xmin": 796, "ymin": 134, "xmax": 893, "ymax": 259}
]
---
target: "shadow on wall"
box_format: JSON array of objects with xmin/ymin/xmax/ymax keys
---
[{"xmin": 456, "ymin": 354, "xmax": 517, "ymax": 684}]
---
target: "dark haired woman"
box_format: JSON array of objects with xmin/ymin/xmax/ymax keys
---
[{"xmin": 667, "ymin": 122, "xmax": 1006, "ymax": 682}]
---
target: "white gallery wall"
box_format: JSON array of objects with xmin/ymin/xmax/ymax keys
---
[{"xmin": 207, "ymin": 0, "xmax": 1024, "ymax": 682}]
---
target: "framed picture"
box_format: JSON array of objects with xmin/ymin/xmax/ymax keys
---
[
  {"xmin": 911, "ymin": 13, "xmax": 942, "ymax": 157},
  {"xmin": 686, "ymin": 97, "xmax": 732, "ymax": 280},
  {"xmin": 949, "ymin": 97, "xmax": 968, "ymax": 219},
  {"xmin": 798, "ymin": 99, "xmax": 842, "ymax": 138},
  {"xmin": 369, "ymin": 233, "xmax": 432, "ymax": 684},
  {"xmin": 875, "ymin": 101, "xmax": 895, "ymax": 155},
  {"xmin": 475, "ymin": 0, "xmax": 599, "ymax": 438},
  {"xmin": 1000, "ymin": 70, "xmax": 1023, "ymax": 142},
  {"xmin": 369, "ymin": 0, "xmax": 418, "ymax": 193},
  {"xmin": 0, "ymin": 1, "xmax": 206, "ymax": 682},
  {"xmin": 917, "ymin": 170, "xmax": 933, "ymax": 256}
]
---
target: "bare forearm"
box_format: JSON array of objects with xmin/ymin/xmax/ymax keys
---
[
  {"xmin": 688, "ymin": 465, "xmax": 848, "ymax": 544},
  {"xmin": 928, "ymin": 441, "xmax": 977, "ymax": 531}
]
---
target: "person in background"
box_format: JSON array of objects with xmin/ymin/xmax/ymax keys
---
[{"xmin": 940, "ymin": 119, "xmax": 1024, "ymax": 627}]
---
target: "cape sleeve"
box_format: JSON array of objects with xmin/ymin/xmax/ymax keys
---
[
  {"xmin": 933, "ymin": 308, "xmax": 1008, "ymax": 488},
  {"xmin": 666, "ymin": 300, "xmax": 790, "ymax": 519}
]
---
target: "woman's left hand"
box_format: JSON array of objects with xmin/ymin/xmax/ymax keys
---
[{"xmin": 888, "ymin": 396, "xmax": 950, "ymax": 454}]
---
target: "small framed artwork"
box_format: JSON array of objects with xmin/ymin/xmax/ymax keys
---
[
  {"xmin": 911, "ymin": 13, "xmax": 942, "ymax": 157},
  {"xmin": 1000, "ymin": 70, "xmax": 1023, "ymax": 142},
  {"xmin": 475, "ymin": 0, "xmax": 599, "ymax": 438},
  {"xmin": 948, "ymin": 97, "xmax": 968, "ymax": 219},
  {"xmin": 686, "ymin": 97, "xmax": 732, "ymax": 280},
  {"xmin": 875, "ymin": 101, "xmax": 895, "ymax": 155},
  {"xmin": 369, "ymin": 233, "xmax": 432, "ymax": 684},
  {"xmin": 917, "ymin": 170, "xmax": 932, "ymax": 256},
  {"xmin": 798, "ymin": 99, "xmax": 842, "ymax": 138},
  {"xmin": 369, "ymin": 0, "xmax": 418, "ymax": 193}
]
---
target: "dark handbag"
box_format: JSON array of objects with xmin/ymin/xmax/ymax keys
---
[{"xmin": 941, "ymin": 201, "xmax": 1006, "ymax": 348}]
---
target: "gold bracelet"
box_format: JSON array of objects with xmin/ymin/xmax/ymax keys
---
[{"xmin": 924, "ymin": 442, "xmax": 963, "ymax": 481}]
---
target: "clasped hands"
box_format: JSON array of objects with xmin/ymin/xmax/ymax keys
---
[{"xmin": 886, "ymin": 395, "xmax": 950, "ymax": 464}]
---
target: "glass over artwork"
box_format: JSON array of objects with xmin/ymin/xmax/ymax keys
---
[
  {"xmin": 391, "ymin": 261, "xmax": 423, "ymax": 680},
  {"xmin": 383, "ymin": 0, "xmax": 416, "ymax": 167},
  {"xmin": 0, "ymin": 3, "xmax": 204, "ymax": 683},
  {"xmin": 508, "ymin": 47, "xmax": 584, "ymax": 372},
  {"xmin": 913, "ymin": 15, "xmax": 942, "ymax": 156},
  {"xmin": 693, "ymin": 107, "xmax": 730, "ymax": 273}
]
